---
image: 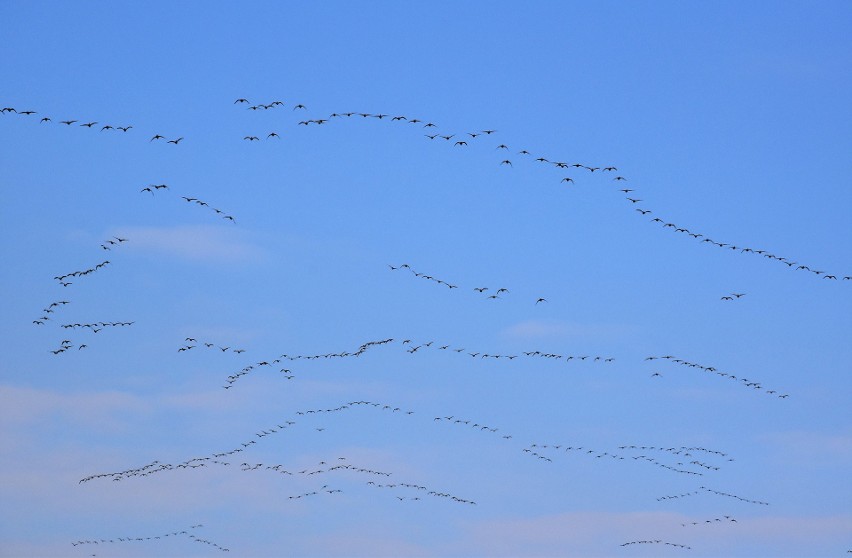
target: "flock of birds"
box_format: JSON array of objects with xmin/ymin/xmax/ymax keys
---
[
  {"xmin": 5, "ymin": 101, "xmax": 850, "ymax": 281},
  {"xmin": 6, "ymin": 96, "xmax": 843, "ymax": 556},
  {"xmin": 71, "ymin": 524, "xmax": 228, "ymax": 554},
  {"xmin": 202, "ymin": 336, "xmax": 787, "ymax": 405},
  {"xmin": 241, "ymin": 100, "xmax": 850, "ymax": 283},
  {"xmin": 215, "ymin": 336, "xmax": 621, "ymax": 388},
  {"xmin": 53, "ymin": 260, "xmax": 110, "ymax": 287},
  {"xmin": 79, "ymin": 396, "xmax": 753, "ymax": 513},
  {"xmin": 140, "ymin": 183, "xmax": 237, "ymax": 223},
  {"xmin": 645, "ymin": 355, "xmax": 788, "ymax": 398},
  {"xmin": 657, "ymin": 487, "xmax": 770, "ymax": 507},
  {"xmin": 388, "ymin": 263, "xmax": 549, "ymax": 304},
  {"xmin": 79, "ymin": 400, "xmax": 479, "ymax": 507}
]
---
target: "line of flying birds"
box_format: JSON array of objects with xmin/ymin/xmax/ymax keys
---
[
  {"xmin": 228, "ymin": 98, "xmax": 850, "ymax": 282},
  {"xmin": 1, "ymin": 106, "xmax": 185, "ymax": 143},
  {"xmin": 211, "ymin": 337, "xmax": 615, "ymax": 388},
  {"xmin": 72, "ymin": 524, "xmax": 228, "ymax": 553},
  {"xmin": 388, "ymin": 263, "xmax": 548, "ymax": 304},
  {"xmin": 138, "ymin": 182, "xmax": 238, "ymax": 222},
  {"xmin": 6, "ymin": 100, "xmax": 847, "ymax": 281},
  {"xmin": 646, "ymin": 354, "xmax": 788, "ymax": 398},
  {"xmin": 82, "ymin": 396, "xmax": 738, "ymax": 509}
]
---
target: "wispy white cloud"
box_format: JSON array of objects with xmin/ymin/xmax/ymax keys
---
[
  {"xmin": 761, "ymin": 429, "xmax": 852, "ymax": 465},
  {"xmin": 462, "ymin": 511, "xmax": 852, "ymax": 557},
  {"xmin": 0, "ymin": 384, "xmax": 247, "ymax": 434},
  {"xmin": 113, "ymin": 225, "xmax": 266, "ymax": 264},
  {"xmin": 307, "ymin": 531, "xmax": 434, "ymax": 557},
  {"xmin": 464, "ymin": 511, "xmax": 687, "ymax": 557},
  {"xmin": 0, "ymin": 385, "xmax": 150, "ymax": 430}
]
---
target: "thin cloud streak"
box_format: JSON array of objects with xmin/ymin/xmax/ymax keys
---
[{"xmin": 114, "ymin": 225, "xmax": 267, "ymax": 264}]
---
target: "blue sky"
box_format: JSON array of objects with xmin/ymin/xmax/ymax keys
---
[{"xmin": 1, "ymin": 1, "xmax": 850, "ymax": 556}]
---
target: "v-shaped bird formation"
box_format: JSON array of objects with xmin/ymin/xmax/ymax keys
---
[{"xmin": 4, "ymin": 94, "xmax": 846, "ymax": 555}]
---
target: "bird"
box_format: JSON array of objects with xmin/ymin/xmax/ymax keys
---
[
  {"xmin": 535, "ymin": 298, "xmax": 547, "ymax": 304},
  {"xmin": 60, "ymin": 120, "xmax": 77, "ymax": 125},
  {"xmin": 167, "ymin": 137, "xmax": 184, "ymax": 144},
  {"xmin": 150, "ymin": 134, "xmax": 165, "ymax": 141}
]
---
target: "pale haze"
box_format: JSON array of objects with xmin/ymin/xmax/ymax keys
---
[{"xmin": 1, "ymin": 2, "xmax": 851, "ymax": 557}]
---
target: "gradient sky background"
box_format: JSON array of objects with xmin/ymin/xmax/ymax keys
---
[{"xmin": 1, "ymin": 1, "xmax": 851, "ymax": 557}]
